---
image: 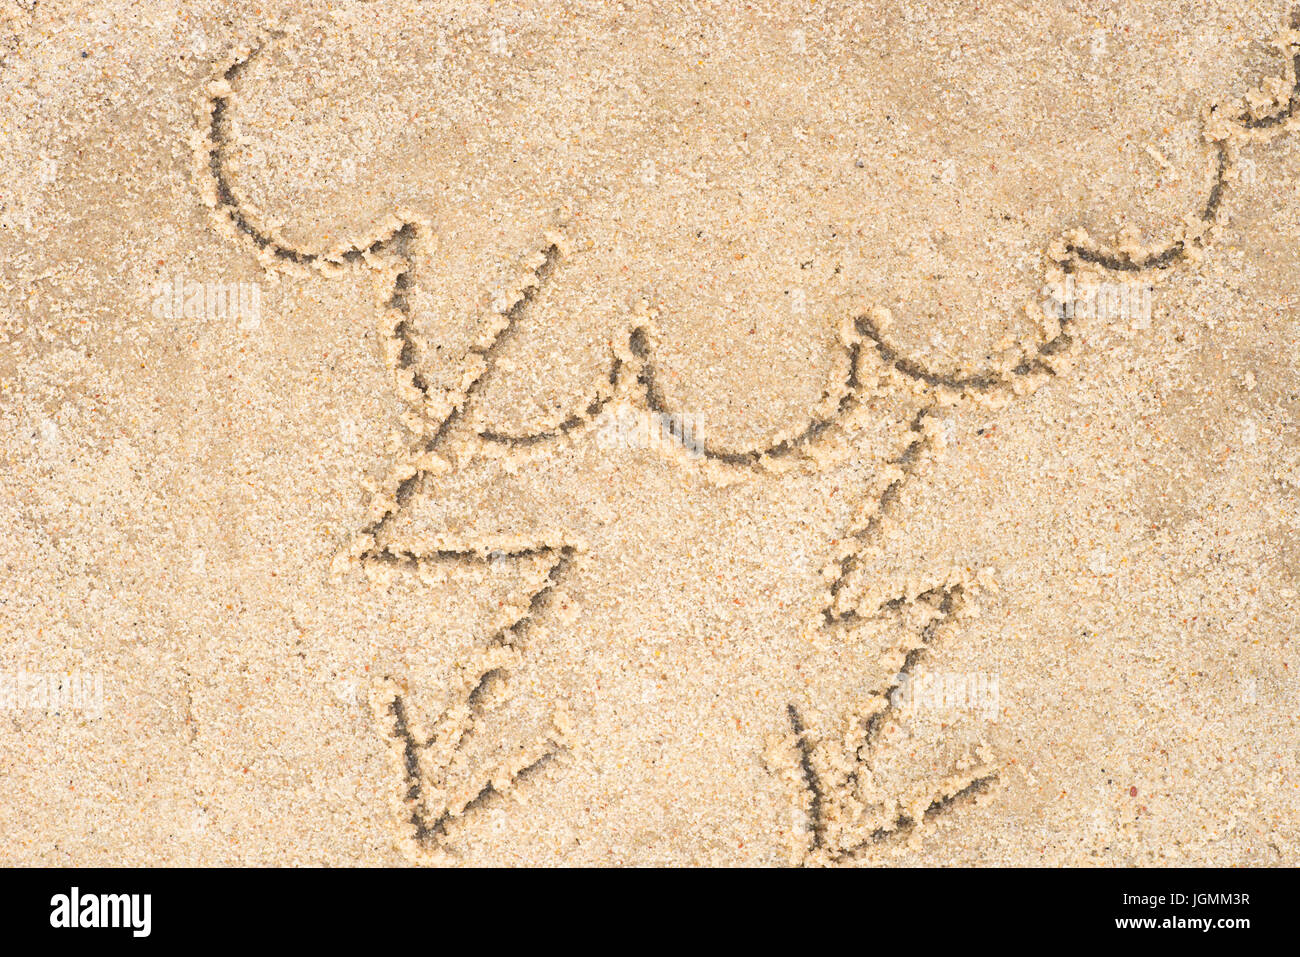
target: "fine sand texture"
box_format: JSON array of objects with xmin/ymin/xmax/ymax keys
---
[{"xmin": 1, "ymin": 0, "xmax": 1298, "ymax": 865}]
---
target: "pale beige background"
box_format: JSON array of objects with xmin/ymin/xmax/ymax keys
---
[{"xmin": 0, "ymin": 0, "xmax": 1296, "ymax": 865}]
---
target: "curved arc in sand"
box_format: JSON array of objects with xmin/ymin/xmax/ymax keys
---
[{"xmin": 1056, "ymin": 27, "xmax": 1300, "ymax": 274}]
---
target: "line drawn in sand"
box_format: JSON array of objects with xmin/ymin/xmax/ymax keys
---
[
  {"xmin": 194, "ymin": 15, "xmax": 1300, "ymax": 864},
  {"xmin": 370, "ymin": 546, "xmax": 577, "ymax": 852}
]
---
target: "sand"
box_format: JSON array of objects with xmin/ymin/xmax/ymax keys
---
[{"xmin": 1, "ymin": 0, "xmax": 1297, "ymax": 866}]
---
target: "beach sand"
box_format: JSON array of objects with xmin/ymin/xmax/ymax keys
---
[{"xmin": 1, "ymin": 0, "xmax": 1297, "ymax": 865}]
